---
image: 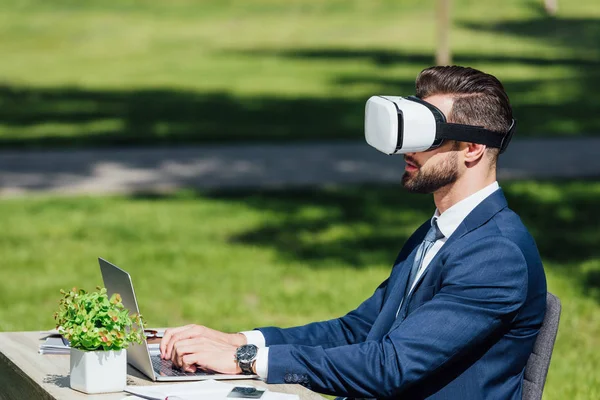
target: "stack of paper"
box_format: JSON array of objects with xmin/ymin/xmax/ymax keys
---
[
  {"xmin": 124, "ymin": 379, "xmax": 299, "ymax": 400},
  {"xmin": 38, "ymin": 334, "xmax": 161, "ymax": 356},
  {"xmin": 39, "ymin": 336, "xmax": 70, "ymax": 355}
]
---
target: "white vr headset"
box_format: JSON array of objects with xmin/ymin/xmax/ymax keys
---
[{"xmin": 365, "ymin": 95, "xmax": 516, "ymax": 155}]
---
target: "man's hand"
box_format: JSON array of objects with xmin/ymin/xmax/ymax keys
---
[
  {"xmin": 160, "ymin": 324, "xmax": 247, "ymax": 361},
  {"xmin": 170, "ymin": 336, "xmax": 242, "ymax": 374}
]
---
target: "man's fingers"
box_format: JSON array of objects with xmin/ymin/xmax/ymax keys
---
[
  {"xmin": 183, "ymin": 364, "xmax": 197, "ymax": 373},
  {"xmin": 182, "ymin": 353, "xmax": 203, "ymax": 372},
  {"xmin": 162, "ymin": 325, "xmax": 205, "ymax": 359},
  {"xmin": 172, "ymin": 340, "xmax": 205, "ymax": 368},
  {"xmin": 160, "ymin": 324, "xmax": 195, "ymax": 357}
]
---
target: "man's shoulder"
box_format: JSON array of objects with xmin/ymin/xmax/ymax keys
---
[
  {"xmin": 457, "ymin": 205, "xmax": 541, "ymax": 265},
  {"xmin": 491, "ymin": 206, "xmax": 536, "ymax": 246}
]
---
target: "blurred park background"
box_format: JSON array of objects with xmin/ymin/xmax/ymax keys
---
[{"xmin": 0, "ymin": 0, "xmax": 599, "ymax": 399}]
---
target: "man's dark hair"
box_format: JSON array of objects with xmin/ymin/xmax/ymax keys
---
[{"xmin": 415, "ymin": 66, "xmax": 513, "ymax": 162}]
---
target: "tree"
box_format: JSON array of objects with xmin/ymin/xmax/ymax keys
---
[
  {"xmin": 436, "ymin": 0, "xmax": 452, "ymax": 65},
  {"xmin": 544, "ymin": 0, "xmax": 558, "ymax": 15}
]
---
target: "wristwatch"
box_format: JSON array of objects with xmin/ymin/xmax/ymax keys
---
[{"xmin": 235, "ymin": 344, "xmax": 258, "ymax": 375}]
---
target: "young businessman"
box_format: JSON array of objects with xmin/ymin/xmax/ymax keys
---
[{"xmin": 159, "ymin": 66, "xmax": 547, "ymax": 399}]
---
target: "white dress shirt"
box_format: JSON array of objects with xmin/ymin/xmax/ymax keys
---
[{"xmin": 242, "ymin": 181, "xmax": 501, "ymax": 379}]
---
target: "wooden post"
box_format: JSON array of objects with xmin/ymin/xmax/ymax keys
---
[
  {"xmin": 436, "ymin": 0, "xmax": 452, "ymax": 66},
  {"xmin": 544, "ymin": 0, "xmax": 558, "ymax": 15}
]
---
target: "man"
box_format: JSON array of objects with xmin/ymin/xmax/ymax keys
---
[{"xmin": 159, "ymin": 66, "xmax": 547, "ymax": 399}]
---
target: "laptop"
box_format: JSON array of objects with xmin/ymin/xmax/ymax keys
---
[{"xmin": 99, "ymin": 257, "xmax": 256, "ymax": 381}]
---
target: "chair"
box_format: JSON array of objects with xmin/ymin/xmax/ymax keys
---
[{"xmin": 522, "ymin": 292, "xmax": 561, "ymax": 400}]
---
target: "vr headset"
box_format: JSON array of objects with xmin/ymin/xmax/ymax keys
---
[{"xmin": 365, "ymin": 95, "xmax": 516, "ymax": 155}]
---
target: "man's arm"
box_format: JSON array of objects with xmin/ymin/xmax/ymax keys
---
[{"xmin": 265, "ymin": 236, "xmax": 531, "ymax": 398}]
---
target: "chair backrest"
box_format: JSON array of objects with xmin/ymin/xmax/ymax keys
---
[{"xmin": 522, "ymin": 292, "xmax": 561, "ymax": 400}]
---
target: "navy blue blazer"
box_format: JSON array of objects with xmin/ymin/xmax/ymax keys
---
[{"xmin": 257, "ymin": 189, "xmax": 547, "ymax": 399}]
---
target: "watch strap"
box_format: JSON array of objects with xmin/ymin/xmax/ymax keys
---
[{"xmin": 239, "ymin": 358, "xmax": 255, "ymax": 375}]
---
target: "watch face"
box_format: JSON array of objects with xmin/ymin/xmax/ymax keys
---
[{"xmin": 237, "ymin": 344, "xmax": 258, "ymax": 362}]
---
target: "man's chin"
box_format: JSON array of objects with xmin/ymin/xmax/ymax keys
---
[
  {"xmin": 402, "ymin": 184, "xmax": 433, "ymax": 194},
  {"xmin": 401, "ymin": 173, "xmax": 422, "ymax": 193},
  {"xmin": 401, "ymin": 172, "xmax": 436, "ymax": 194}
]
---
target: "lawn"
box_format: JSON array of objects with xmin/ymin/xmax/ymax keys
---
[
  {"xmin": 0, "ymin": 181, "xmax": 599, "ymax": 399},
  {"xmin": 1, "ymin": 0, "xmax": 600, "ymax": 148}
]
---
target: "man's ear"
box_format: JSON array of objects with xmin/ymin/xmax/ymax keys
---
[{"xmin": 463, "ymin": 143, "xmax": 487, "ymax": 165}]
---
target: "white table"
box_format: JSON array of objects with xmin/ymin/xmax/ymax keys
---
[{"xmin": 0, "ymin": 331, "xmax": 326, "ymax": 400}]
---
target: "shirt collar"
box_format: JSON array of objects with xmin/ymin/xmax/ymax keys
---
[{"xmin": 432, "ymin": 181, "xmax": 500, "ymax": 239}]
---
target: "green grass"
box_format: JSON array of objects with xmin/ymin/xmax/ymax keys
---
[
  {"xmin": 1, "ymin": 0, "xmax": 600, "ymax": 148},
  {"xmin": 0, "ymin": 181, "xmax": 599, "ymax": 399}
]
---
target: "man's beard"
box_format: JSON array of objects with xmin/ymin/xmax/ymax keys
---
[{"xmin": 402, "ymin": 152, "xmax": 459, "ymax": 194}]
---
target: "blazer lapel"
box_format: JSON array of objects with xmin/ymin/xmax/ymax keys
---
[
  {"xmin": 366, "ymin": 247, "xmax": 418, "ymax": 341},
  {"xmin": 392, "ymin": 189, "xmax": 509, "ymax": 326}
]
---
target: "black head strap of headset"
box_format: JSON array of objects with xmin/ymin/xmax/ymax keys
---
[{"xmin": 407, "ymin": 96, "xmax": 516, "ymax": 154}]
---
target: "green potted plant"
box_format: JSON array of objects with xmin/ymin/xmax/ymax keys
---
[{"xmin": 54, "ymin": 287, "xmax": 145, "ymax": 394}]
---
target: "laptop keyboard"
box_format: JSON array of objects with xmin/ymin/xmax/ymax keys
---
[{"xmin": 150, "ymin": 355, "xmax": 211, "ymax": 377}]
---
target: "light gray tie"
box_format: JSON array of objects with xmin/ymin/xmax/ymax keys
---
[
  {"xmin": 396, "ymin": 218, "xmax": 444, "ymax": 319},
  {"xmin": 405, "ymin": 218, "xmax": 444, "ymax": 299}
]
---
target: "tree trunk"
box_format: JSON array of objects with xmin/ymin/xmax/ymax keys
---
[
  {"xmin": 544, "ymin": 0, "xmax": 558, "ymax": 15},
  {"xmin": 436, "ymin": 0, "xmax": 452, "ymax": 66}
]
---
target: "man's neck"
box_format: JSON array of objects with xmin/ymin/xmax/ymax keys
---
[{"xmin": 434, "ymin": 172, "xmax": 497, "ymax": 214}]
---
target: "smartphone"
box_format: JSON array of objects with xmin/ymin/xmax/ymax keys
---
[{"xmin": 227, "ymin": 386, "xmax": 266, "ymax": 399}]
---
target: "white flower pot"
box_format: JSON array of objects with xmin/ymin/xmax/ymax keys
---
[{"xmin": 69, "ymin": 347, "xmax": 127, "ymax": 394}]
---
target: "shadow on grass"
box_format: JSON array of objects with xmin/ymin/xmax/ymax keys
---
[
  {"xmin": 213, "ymin": 187, "xmax": 432, "ymax": 268},
  {"xmin": 235, "ymin": 47, "xmax": 599, "ymax": 68},
  {"xmin": 132, "ymin": 186, "xmax": 431, "ymax": 268},
  {"xmin": 229, "ymin": 23, "xmax": 600, "ymax": 136},
  {"xmin": 2, "ymin": 10, "xmax": 600, "ymax": 150},
  {"xmin": 460, "ymin": 14, "xmax": 600, "ymax": 58},
  {"xmin": 131, "ymin": 181, "xmax": 600, "ymax": 299},
  {"xmin": 0, "ymin": 87, "xmax": 367, "ymax": 149},
  {"xmin": 1, "ymin": 70, "xmax": 599, "ymax": 151},
  {"xmin": 223, "ymin": 13, "xmax": 600, "ymax": 136}
]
